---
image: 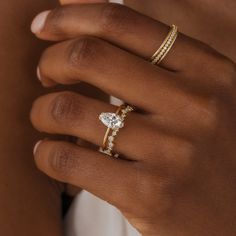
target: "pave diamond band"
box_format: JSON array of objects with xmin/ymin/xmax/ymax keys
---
[
  {"xmin": 150, "ymin": 24, "xmax": 178, "ymax": 65},
  {"xmin": 99, "ymin": 104, "xmax": 134, "ymax": 158}
]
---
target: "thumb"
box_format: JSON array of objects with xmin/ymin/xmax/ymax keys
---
[{"xmin": 59, "ymin": 0, "xmax": 107, "ymax": 4}]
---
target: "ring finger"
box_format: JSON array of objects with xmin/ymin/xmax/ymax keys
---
[{"xmin": 30, "ymin": 91, "xmax": 157, "ymax": 160}]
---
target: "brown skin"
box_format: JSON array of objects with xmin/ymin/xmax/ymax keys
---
[
  {"xmin": 0, "ymin": 0, "xmax": 107, "ymax": 235},
  {"xmin": 0, "ymin": 0, "xmax": 64, "ymax": 235},
  {"xmin": 30, "ymin": 2, "xmax": 236, "ymax": 236}
]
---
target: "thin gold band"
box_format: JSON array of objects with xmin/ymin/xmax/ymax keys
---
[{"xmin": 150, "ymin": 24, "xmax": 178, "ymax": 65}]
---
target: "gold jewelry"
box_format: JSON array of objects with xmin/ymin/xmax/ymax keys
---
[
  {"xmin": 99, "ymin": 104, "xmax": 134, "ymax": 158},
  {"xmin": 150, "ymin": 24, "xmax": 178, "ymax": 65}
]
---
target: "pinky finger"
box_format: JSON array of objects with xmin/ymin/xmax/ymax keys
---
[{"xmin": 33, "ymin": 140, "xmax": 137, "ymax": 209}]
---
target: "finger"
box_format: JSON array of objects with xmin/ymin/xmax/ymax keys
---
[
  {"xmin": 38, "ymin": 37, "xmax": 215, "ymax": 136},
  {"xmin": 31, "ymin": 3, "xmax": 214, "ymax": 72},
  {"xmin": 30, "ymin": 91, "xmax": 154, "ymax": 160},
  {"xmin": 38, "ymin": 36, "xmax": 183, "ymax": 112},
  {"xmin": 34, "ymin": 140, "xmax": 137, "ymax": 209}
]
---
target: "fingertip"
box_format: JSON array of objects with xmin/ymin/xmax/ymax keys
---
[
  {"xmin": 33, "ymin": 140, "xmax": 43, "ymax": 156},
  {"xmin": 37, "ymin": 67, "xmax": 42, "ymax": 81},
  {"xmin": 31, "ymin": 10, "xmax": 51, "ymax": 34},
  {"xmin": 33, "ymin": 140, "xmax": 52, "ymax": 174},
  {"xmin": 41, "ymin": 79, "xmax": 58, "ymax": 88},
  {"xmin": 37, "ymin": 67, "xmax": 58, "ymax": 87}
]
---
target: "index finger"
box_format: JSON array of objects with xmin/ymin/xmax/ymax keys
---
[{"xmin": 31, "ymin": 3, "xmax": 207, "ymax": 72}]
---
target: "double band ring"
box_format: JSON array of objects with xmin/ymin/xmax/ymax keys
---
[
  {"xmin": 150, "ymin": 24, "xmax": 178, "ymax": 65},
  {"xmin": 99, "ymin": 104, "xmax": 134, "ymax": 158}
]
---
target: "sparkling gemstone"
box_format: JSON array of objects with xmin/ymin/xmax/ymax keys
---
[
  {"xmin": 112, "ymin": 130, "xmax": 118, "ymax": 136},
  {"xmin": 108, "ymin": 142, "xmax": 114, "ymax": 148},
  {"xmin": 99, "ymin": 113, "xmax": 124, "ymax": 129},
  {"xmin": 114, "ymin": 154, "xmax": 119, "ymax": 158},
  {"xmin": 108, "ymin": 136, "xmax": 114, "ymax": 142}
]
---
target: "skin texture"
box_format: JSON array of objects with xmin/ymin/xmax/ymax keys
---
[
  {"xmin": 125, "ymin": 0, "xmax": 236, "ymax": 62},
  {"xmin": 30, "ymin": 2, "xmax": 236, "ymax": 236},
  {"xmin": 0, "ymin": 0, "xmax": 65, "ymax": 235}
]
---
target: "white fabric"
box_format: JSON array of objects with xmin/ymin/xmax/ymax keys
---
[
  {"xmin": 65, "ymin": 1, "xmax": 141, "ymax": 235},
  {"xmin": 65, "ymin": 191, "xmax": 140, "ymax": 236}
]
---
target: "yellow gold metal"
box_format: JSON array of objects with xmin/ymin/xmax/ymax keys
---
[
  {"xmin": 150, "ymin": 25, "xmax": 178, "ymax": 65},
  {"xmin": 99, "ymin": 104, "xmax": 134, "ymax": 158}
]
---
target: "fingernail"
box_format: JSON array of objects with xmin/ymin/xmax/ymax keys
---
[
  {"xmin": 37, "ymin": 67, "xmax": 42, "ymax": 81},
  {"xmin": 31, "ymin": 10, "xmax": 51, "ymax": 34},
  {"xmin": 33, "ymin": 140, "xmax": 43, "ymax": 155}
]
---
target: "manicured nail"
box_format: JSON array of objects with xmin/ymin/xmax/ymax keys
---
[
  {"xmin": 33, "ymin": 140, "xmax": 43, "ymax": 155},
  {"xmin": 37, "ymin": 67, "xmax": 42, "ymax": 81},
  {"xmin": 31, "ymin": 10, "xmax": 51, "ymax": 34}
]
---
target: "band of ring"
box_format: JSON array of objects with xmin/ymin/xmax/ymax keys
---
[
  {"xmin": 99, "ymin": 104, "xmax": 134, "ymax": 158},
  {"xmin": 150, "ymin": 24, "xmax": 178, "ymax": 65}
]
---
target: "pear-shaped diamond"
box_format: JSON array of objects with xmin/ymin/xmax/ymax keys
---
[{"xmin": 99, "ymin": 112, "xmax": 124, "ymax": 130}]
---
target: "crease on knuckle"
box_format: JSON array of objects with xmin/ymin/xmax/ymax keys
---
[
  {"xmin": 99, "ymin": 3, "xmax": 133, "ymax": 35},
  {"xmin": 67, "ymin": 37, "xmax": 99, "ymax": 69},
  {"xmin": 208, "ymin": 54, "xmax": 236, "ymax": 94},
  {"xmin": 50, "ymin": 92, "xmax": 84, "ymax": 126},
  {"xmin": 50, "ymin": 144, "xmax": 79, "ymax": 177},
  {"xmin": 133, "ymin": 164, "xmax": 172, "ymax": 215},
  {"xmin": 198, "ymin": 98, "xmax": 220, "ymax": 132},
  {"xmin": 217, "ymin": 59, "xmax": 236, "ymax": 94}
]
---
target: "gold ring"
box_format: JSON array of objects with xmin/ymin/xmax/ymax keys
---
[
  {"xmin": 99, "ymin": 104, "xmax": 134, "ymax": 158},
  {"xmin": 150, "ymin": 24, "xmax": 178, "ymax": 65}
]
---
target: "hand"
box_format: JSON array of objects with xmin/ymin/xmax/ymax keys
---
[{"xmin": 30, "ymin": 3, "xmax": 236, "ymax": 236}]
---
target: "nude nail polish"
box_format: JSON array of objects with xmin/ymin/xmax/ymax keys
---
[
  {"xmin": 37, "ymin": 67, "xmax": 42, "ymax": 81},
  {"xmin": 31, "ymin": 10, "xmax": 51, "ymax": 34},
  {"xmin": 33, "ymin": 140, "xmax": 42, "ymax": 155}
]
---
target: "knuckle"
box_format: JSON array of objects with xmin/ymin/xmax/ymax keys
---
[
  {"xmin": 100, "ymin": 3, "xmax": 133, "ymax": 35},
  {"xmin": 209, "ymin": 55, "xmax": 236, "ymax": 94},
  {"xmin": 133, "ymin": 165, "xmax": 172, "ymax": 215},
  {"xmin": 198, "ymin": 98, "xmax": 220, "ymax": 132},
  {"xmin": 217, "ymin": 59, "xmax": 236, "ymax": 94},
  {"xmin": 50, "ymin": 144, "xmax": 79, "ymax": 177},
  {"xmin": 67, "ymin": 37, "xmax": 100, "ymax": 69},
  {"xmin": 50, "ymin": 92, "xmax": 84, "ymax": 125}
]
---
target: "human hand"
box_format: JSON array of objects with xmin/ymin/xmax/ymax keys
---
[{"xmin": 30, "ymin": 3, "xmax": 236, "ymax": 235}]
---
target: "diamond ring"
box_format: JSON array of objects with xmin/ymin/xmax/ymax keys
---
[{"xmin": 99, "ymin": 104, "xmax": 134, "ymax": 158}]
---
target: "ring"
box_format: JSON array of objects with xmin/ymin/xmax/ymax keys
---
[
  {"xmin": 99, "ymin": 104, "xmax": 134, "ymax": 158},
  {"xmin": 150, "ymin": 24, "xmax": 178, "ymax": 65}
]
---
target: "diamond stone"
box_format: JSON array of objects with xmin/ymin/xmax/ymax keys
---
[
  {"xmin": 108, "ymin": 136, "xmax": 114, "ymax": 142},
  {"xmin": 99, "ymin": 113, "xmax": 124, "ymax": 129}
]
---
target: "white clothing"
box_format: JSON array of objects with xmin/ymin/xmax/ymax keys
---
[{"xmin": 65, "ymin": 191, "xmax": 141, "ymax": 236}]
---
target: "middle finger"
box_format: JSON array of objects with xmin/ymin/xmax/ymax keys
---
[{"xmin": 38, "ymin": 36, "xmax": 185, "ymax": 113}]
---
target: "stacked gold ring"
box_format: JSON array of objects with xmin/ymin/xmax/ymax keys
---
[
  {"xmin": 99, "ymin": 104, "xmax": 134, "ymax": 158},
  {"xmin": 150, "ymin": 24, "xmax": 178, "ymax": 65}
]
